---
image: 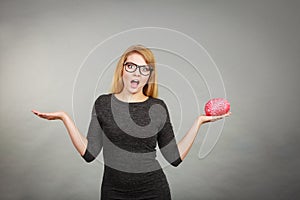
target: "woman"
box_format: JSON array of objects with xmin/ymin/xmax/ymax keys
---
[{"xmin": 32, "ymin": 45, "xmax": 231, "ymax": 199}]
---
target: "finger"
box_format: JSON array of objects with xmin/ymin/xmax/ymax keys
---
[
  {"xmin": 32, "ymin": 110, "xmax": 39, "ymax": 115},
  {"xmin": 40, "ymin": 114, "xmax": 50, "ymax": 118},
  {"xmin": 225, "ymin": 111, "xmax": 232, "ymax": 116},
  {"xmin": 32, "ymin": 110, "xmax": 46, "ymax": 117},
  {"xmin": 222, "ymin": 112, "xmax": 232, "ymax": 117},
  {"xmin": 211, "ymin": 115, "xmax": 225, "ymax": 121},
  {"xmin": 216, "ymin": 112, "xmax": 231, "ymax": 119},
  {"xmin": 37, "ymin": 113, "xmax": 50, "ymax": 119},
  {"xmin": 32, "ymin": 111, "xmax": 43, "ymax": 117},
  {"xmin": 213, "ymin": 117, "xmax": 222, "ymax": 121}
]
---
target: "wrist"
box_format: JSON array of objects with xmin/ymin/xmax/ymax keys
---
[
  {"xmin": 60, "ymin": 111, "xmax": 68, "ymax": 121},
  {"xmin": 197, "ymin": 116, "xmax": 204, "ymax": 126}
]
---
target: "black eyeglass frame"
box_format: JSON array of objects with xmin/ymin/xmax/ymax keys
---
[{"xmin": 123, "ymin": 62, "xmax": 154, "ymax": 76}]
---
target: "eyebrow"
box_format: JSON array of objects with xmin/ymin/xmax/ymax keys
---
[{"xmin": 124, "ymin": 61, "xmax": 148, "ymax": 67}]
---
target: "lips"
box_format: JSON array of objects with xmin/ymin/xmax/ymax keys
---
[{"xmin": 130, "ymin": 79, "xmax": 140, "ymax": 88}]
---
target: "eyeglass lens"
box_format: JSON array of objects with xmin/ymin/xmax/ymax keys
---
[{"xmin": 124, "ymin": 62, "xmax": 152, "ymax": 76}]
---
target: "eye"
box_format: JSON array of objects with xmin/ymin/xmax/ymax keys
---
[
  {"xmin": 141, "ymin": 66, "xmax": 150, "ymax": 72},
  {"xmin": 126, "ymin": 63, "xmax": 136, "ymax": 69}
]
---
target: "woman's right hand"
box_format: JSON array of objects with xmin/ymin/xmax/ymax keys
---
[
  {"xmin": 32, "ymin": 109, "xmax": 87, "ymax": 155},
  {"xmin": 32, "ymin": 109, "xmax": 66, "ymax": 121}
]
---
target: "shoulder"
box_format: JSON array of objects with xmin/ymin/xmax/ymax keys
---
[
  {"xmin": 148, "ymin": 96, "xmax": 169, "ymax": 109},
  {"xmin": 92, "ymin": 93, "xmax": 113, "ymax": 116},
  {"xmin": 94, "ymin": 93, "xmax": 112, "ymax": 105}
]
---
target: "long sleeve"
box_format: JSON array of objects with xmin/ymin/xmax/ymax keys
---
[
  {"xmin": 82, "ymin": 104, "xmax": 103, "ymax": 163},
  {"xmin": 157, "ymin": 101, "xmax": 182, "ymax": 167}
]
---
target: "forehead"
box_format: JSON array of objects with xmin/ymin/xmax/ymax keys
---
[{"xmin": 126, "ymin": 53, "xmax": 146, "ymax": 65}]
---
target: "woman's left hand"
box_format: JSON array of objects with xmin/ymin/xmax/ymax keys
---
[{"xmin": 198, "ymin": 112, "xmax": 231, "ymax": 125}]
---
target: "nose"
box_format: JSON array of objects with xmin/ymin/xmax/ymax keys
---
[{"xmin": 133, "ymin": 67, "xmax": 142, "ymax": 76}]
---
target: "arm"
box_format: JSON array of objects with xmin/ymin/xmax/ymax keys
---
[
  {"xmin": 178, "ymin": 112, "xmax": 231, "ymax": 160},
  {"xmin": 32, "ymin": 110, "xmax": 87, "ymax": 156},
  {"xmin": 61, "ymin": 112, "xmax": 87, "ymax": 156}
]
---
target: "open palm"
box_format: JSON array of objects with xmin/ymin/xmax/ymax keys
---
[
  {"xmin": 32, "ymin": 110, "xmax": 64, "ymax": 120},
  {"xmin": 199, "ymin": 112, "xmax": 231, "ymax": 124}
]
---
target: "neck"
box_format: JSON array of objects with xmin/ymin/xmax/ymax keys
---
[{"xmin": 115, "ymin": 90, "xmax": 148, "ymax": 102}]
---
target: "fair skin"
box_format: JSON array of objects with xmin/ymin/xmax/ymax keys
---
[
  {"xmin": 114, "ymin": 53, "xmax": 150, "ymax": 102},
  {"xmin": 32, "ymin": 53, "xmax": 231, "ymax": 160}
]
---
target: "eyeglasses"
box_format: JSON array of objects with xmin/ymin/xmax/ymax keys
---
[{"xmin": 123, "ymin": 62, "xmax": 153, "ymax": 76}]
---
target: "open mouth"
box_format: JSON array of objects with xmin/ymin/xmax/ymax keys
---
[{"xmin": 130, "ymin": 80, "xmax": 140, "ymax": 88}]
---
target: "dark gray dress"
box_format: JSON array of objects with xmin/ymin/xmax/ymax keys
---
[{"xmin": 82, "ymin": 93, "xmax": 182, "ymax": 199}]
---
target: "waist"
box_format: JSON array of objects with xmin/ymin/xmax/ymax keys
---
[
  {"xmin": 103, "ymin": 148, "xmax": 162, "ymax": 173},
  {"xmin": 102, "ymin": 165, "xmax": 167, "ymax": 189}
]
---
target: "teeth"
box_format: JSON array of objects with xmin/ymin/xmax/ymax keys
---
[{"xmin": 131, "ymin": 80, "xmax": 139, "ymax": 84}]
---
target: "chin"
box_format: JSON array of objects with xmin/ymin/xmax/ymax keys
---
[
  {"xmin": 124, "ymin": 83, "xmax": 145, "ymax": 94},
  {"xmin": 126, "ymin": 88, "xmax": 139, "ymax": 94},
  {"xmin": 133, "ymin": 88, "xmax": 144, "ymax": 95}
]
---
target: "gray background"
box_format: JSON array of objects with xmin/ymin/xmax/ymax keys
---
[{"xmin": 1, "ymin": 0, "xmax": 300, "ymax": 199}]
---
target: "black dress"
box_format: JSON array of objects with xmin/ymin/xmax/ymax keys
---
[{"xmin": 82, "ymin": 93, "xmax": 182, "ymax": 200}]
